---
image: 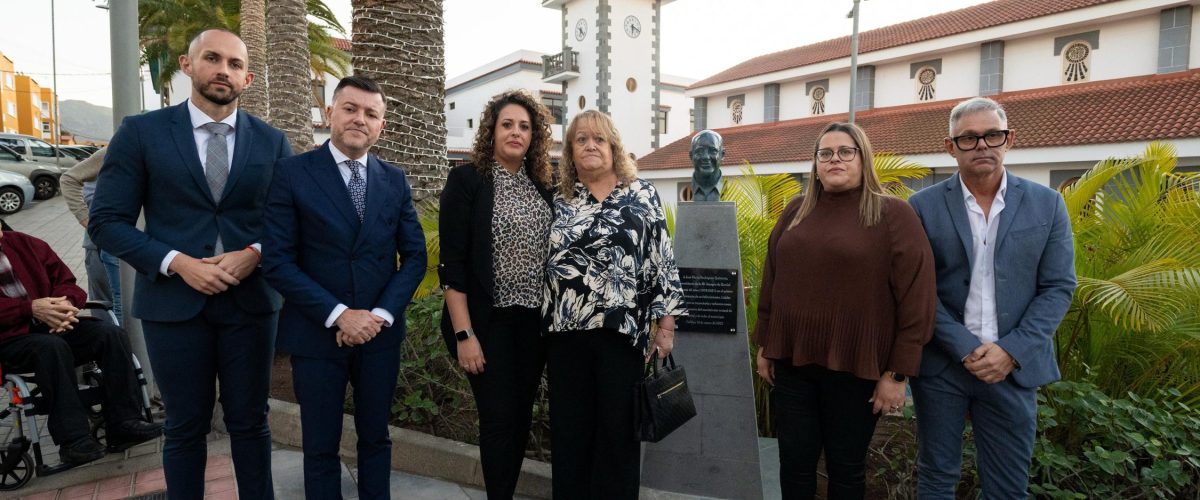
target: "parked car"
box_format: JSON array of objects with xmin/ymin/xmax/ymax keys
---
[
  {"xmin": 0, "ymin": 168, "xmax": 34, "ymax": 215},
  {"xmin": 0, "ymin": 132, "xmax": 78, "ymax": 168},
  {"xmin": 0, "ymin": 144, "xmax": 63, "ymax": 200},
  {"xmin": 56, "ymin": 145, "xmax": 92, "ymax": 161}
]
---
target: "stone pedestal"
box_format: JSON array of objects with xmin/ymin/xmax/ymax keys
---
[{"xmin": 641, "ymin": 202, "xmax": 763, "ymax": 499}]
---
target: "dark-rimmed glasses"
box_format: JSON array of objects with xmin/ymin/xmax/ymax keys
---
[
  {"xmin": 950, "ymin": 130, "xmax": 1010, "ymax": 151},
  {"xmin": 816, "ymin": 147, "xmax": 859, "ymax": 163}
]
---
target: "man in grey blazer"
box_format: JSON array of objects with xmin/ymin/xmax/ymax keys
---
[{"xmin": 908, "ymin": 97, "xmax": 1075, "ymax": 499}]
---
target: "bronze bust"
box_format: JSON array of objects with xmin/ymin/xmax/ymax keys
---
[{"xmin": 689, "ymin": 130, "xmax": 725, "ymax": 202}]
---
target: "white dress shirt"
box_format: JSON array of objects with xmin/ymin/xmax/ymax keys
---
[
  {"xmin": 961, "ymin": 173, "xmax": 1007, "ymax": 345},
  {"xmin": 323, "ymin": 143, "xmax": 395, "ymax": 330}
]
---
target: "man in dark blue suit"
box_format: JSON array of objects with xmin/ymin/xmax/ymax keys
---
[
  {"xmin": 262, "ymin": 75, "xmax": 426, "ymax": 499},
  {"xmin": 89, "ymin": 29, "xmax": 292, "ymax": 499},
  {"xmin": 908, "ymin": 97, "xmax": 1075, "ymax": 499}
]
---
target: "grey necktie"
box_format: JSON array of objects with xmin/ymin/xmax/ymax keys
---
[
  {"xmin": 346, "ymin": 160, "xmax": 366, "ymax": 222},
  {"xmin": 202, "ymin": 122, "xmax": 233, "ymax": 203},
  {"xmin": 202, "ymin": 122, "xmax": 233, "ymax": 253}
]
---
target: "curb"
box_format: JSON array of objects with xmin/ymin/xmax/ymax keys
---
[{"xmin": 264, "ymin": 398, "xmax": 554, "ymax": 498}]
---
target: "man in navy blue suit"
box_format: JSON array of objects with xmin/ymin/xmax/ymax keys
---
[
  {"xmin": 262, "ymin": 75, "xmax": 426, "ymax": 499},
  {"xmin": 89, "ymin": 29, "xmax": 292, "ymax": 499},
  {"xmin": 908, "ymin": 97, "xmax": 1075, "ymax": 499}
]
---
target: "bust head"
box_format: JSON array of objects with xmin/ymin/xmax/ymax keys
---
[{"xmin": 689, "ymin": 130, "xmax": 725, "ymax": 201}]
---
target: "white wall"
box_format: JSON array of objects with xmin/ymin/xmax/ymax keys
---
[
  {"xmin": 1006, "ymin": 13, "xmax": 1160, "ymax": 92},
  {"xmin": 659, "ymin": 86, "xmax": 692, "ymax": 145},
  {"xmin": 874, "ymin": 48, "xmax": 980, "ymax": 108},
  {"xmin": 444, "ymin": 67, "xmax": 558, "ymax": 151}
]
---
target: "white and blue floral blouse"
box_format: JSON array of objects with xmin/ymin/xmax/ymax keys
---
[{"xmin": 543, "ymin": 178, "xmax": 687, "ymax": 351}]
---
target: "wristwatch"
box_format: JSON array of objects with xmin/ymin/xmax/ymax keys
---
[
  {"xmin": 455, "ymin": 328, "xmax": 474, "ymax": 342},
  {"xmin": 887, "ymin": 371, "xmax": 907, "ymax": 383}
]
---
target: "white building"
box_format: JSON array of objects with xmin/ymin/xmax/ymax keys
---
[
  {"xmin": 638, "ymin": 0, "xmax": 1200, "ymax": 204},
  {"xmin": 443, "ymin": 48, "xmax": 694, "ymax": 163}
]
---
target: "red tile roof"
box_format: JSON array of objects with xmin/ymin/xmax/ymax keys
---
[
  {"xmin": 690, "ymin": 0, "xmax": 1120, "ymax": 89},
  {"xmin": 332, "ymin": 37, "xmax": 351, "ymax": 51},
  {"xmin": 639, "ymin": 69, "xmax": 1200, "ymax": 171}
]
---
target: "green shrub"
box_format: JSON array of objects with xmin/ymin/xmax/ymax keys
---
[{"xmin": 868, "ymin": 380, "xmax": 1200, "ymax": 498}]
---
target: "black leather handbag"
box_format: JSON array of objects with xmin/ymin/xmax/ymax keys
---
[{"xmin": 634, "ymin": 354, "xmax": 697, "ymax": 442}]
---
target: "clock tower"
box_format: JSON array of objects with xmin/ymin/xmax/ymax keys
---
[{"xmin": 541, "ymin": 0, "xmax": 674, "ymax": 158}]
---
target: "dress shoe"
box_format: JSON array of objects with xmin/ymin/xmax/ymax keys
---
[
  {"xmin": 60, "ymin": 437, "xmax": 105, "ymax": 465},
  {"xmin": 106, "ymin": 419, "xmax": 164, "ymax": 452}
]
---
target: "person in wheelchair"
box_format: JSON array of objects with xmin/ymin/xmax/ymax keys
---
[{"xmin": 0, "ymin": 219, "xmax": 162, "ymax": 465}]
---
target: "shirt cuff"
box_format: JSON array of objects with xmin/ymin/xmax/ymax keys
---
[
  {"xmin": 160, "ymin": 250, "xmax": 181, "ymax": 276},
  {"xmin": 371, "ymin": 308, "xmax": 394, "ymax": 327},
  {"xmin": 325, "ymin": 304, "xmax": 349, "ymax": 329}
]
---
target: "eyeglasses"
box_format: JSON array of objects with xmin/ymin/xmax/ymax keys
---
[
  {"xmin": 816, "ymin": 147, "xmax": 859, "ymax": 163},
  {"xmin": 950, "ymin": 130, "xmax": 1010, "ymax": 151}
]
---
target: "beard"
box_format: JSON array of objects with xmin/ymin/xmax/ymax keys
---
[{"xmin": 198, "ymin": 80, "xmax": 241, "ymax": 106}]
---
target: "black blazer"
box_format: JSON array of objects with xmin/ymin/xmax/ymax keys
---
[{"xmin": 438, "ymin": 163, "xmax": 554, "ymax": 356}]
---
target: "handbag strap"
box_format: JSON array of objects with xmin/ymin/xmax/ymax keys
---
[{"xmin": 644, "ymin": 353, "xmax": 678, "ymax": 377}]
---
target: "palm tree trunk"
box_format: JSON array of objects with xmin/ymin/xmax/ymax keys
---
[
  {"xmin": 268, "ymin": 0, "xmax": 314, "ymax": 151},
  {"xmin": 351, "ymin": 0, "xmax": 447, "ymax": 202},
  {"xmin": 240, "ymin": 0, "xmax": 269, "ymax": 119}
]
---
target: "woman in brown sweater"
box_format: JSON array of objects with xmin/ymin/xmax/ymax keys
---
[{"xmin": 754, "ymin": 122, "xmax": 936, "ymax": 499}]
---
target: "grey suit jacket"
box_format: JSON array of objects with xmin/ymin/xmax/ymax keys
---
[{"xmin": 908, "ymin": 171, "xmax": 1075, "ymax": 388}]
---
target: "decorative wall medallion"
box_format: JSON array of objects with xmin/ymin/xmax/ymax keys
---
[
  {"xmin": 575, "ymin": 18, "xmax": 588, "ymax": 41},
  {"xmin": 626, "ymin": 78, "xmax": 637, "ymax": 92},
  {"xmin": 731, "ymin": 100, "xmax": 743, "ymax": 124},
  {"xmin": 917, "ymin": 66, "xmax": 937, "ymax": 101},
  {"xmin": 810, "ymin": 86, "xmax": 826, "ymax": 115},
  {"xmin": 578, "ymin": 95, "xmax": 586, "ymax": 109},
  {"xmin": 624, "ymin": 15, "xmax": 642, "ymax": 38},
  {"xmin": 1063, "ymin": 41, "xmax": 1091, "ymax": 82}
]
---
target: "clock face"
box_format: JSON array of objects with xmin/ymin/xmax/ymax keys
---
[
  {"xmin": 624, "ymin": 15, "xmax": 641, "ymax": 38},
  {"xmin": 575, "ymin": 19, "xmax": 587, "ymax": 41}
]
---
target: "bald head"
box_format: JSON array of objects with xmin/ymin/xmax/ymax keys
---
[{"xmin": 180, "ymin": 29, "xmax": 253, "ymax": 109}]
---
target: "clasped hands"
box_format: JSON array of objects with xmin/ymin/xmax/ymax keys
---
[
  {"xmin": 170, "ymin": 248, "xmax": 260, "ymax": 295},
  {"xmin": 335, "ymin": 309, "xmax": 386, "ymax": 347},
  {"xmin": 963, "ymin": 342, "xmax": 1017, "ymax": 384},
  {"xmin": 32, "ymin": 296, "xmax": 80, "ymax": 334}
]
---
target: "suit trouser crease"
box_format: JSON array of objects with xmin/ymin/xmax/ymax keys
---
[
  {"xmin": 141, "ymin": 292, "xmax": 275, "ymax": 500},
  {"xmin": 772, "ymin": 361, "xmax": 880, "ymax": 500},
  {"xmin": 465, "ymin": 306, "xmax": 546, "ymax": 499},
  {"xmin": 547, "ymin": 329, "xmax": 643, "ymax": 500},
  {"xmin": 0, "ymin": 319, "xmax": 142, "ymax": 445},
  {"xmin": 291, "ymin": 345, "xmax": 400, "ymax": 500},
  {"xmin": 911, "ymin": 363, "xmax": 1038, "ymax": 500}
]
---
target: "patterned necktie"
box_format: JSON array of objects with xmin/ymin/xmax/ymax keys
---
[
  {"xmin": 202, "ymin": 122, "xmax": 233, "ymax": 203},
  {"xmin": 346, "ymin": 160, "xmax": 366, "ymax": 222},
  {"xmin": 0, "ymin": 246, "xmax": 29, "ymax": 299}
]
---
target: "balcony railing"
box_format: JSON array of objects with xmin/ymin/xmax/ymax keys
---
[{"xmin": 542, "ymin": 49, "xmax": 580, "ymax": 83}]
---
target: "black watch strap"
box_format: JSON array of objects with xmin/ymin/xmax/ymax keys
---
[{"xmin": 889, "ymin": 371, "xmax": 908, "ymax": 383}]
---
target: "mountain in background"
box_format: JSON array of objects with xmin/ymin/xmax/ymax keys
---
[{"xmin": 60, "ymin": 100, "xmax": 113, "ymax": 142}]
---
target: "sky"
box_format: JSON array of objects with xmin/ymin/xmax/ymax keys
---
[{"xmin": 0, "ymin": 0, "xmax": 987, "ymax": 109}]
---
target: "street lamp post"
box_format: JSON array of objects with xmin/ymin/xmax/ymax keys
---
[
  {"xmin": 848, "ymin": 0, "xmax": 863, "ymax": 123},
  {"xmin": 50, "ymin": 0, "xmax": 61, "ymax": 165}
]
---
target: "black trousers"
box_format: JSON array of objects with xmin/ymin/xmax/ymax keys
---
[
  {"xmin": 0, "ymin": 318, "xmax": 142, "ymax": 445},
  {"xmin": 547, "ymin": 329, "xmax": 643, "ymax": 500},
  {"xmin": 773, "ymin": 361, "xmax": 880, "ymax": 500},
  {"xmin": 466, "ymin": 306, "xmax": 546, "ymax": 499}
]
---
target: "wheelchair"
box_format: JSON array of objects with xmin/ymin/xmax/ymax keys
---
[{"xmin": 0, "ymin": 302, "xmax": 155, "ymax": 491}]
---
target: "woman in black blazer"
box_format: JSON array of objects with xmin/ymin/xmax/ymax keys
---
[{"xmin": 438, "ymin": 89, "xmax": 555, "ymax": 499}]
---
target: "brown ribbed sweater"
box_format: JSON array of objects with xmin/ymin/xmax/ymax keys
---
[{"xmin": 754, "ymin": 188, "xmax": 936, "ymax": 380}]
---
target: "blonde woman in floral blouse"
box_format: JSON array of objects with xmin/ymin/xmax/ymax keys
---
[
  {"xmin": 543, "ymin": 110, "xmax": 687, "ymax": 499},
  {"xmin": 438, "ymin": 90, "xmax": 555, "ymax": 499}
]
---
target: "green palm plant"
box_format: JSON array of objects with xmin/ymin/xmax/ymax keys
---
[
  {"xmin": 1055, "ymin": 142, "xmax": 1200, "ymax": 404},
  {"xmin": 412, "ymin": 200, "xmax": 441, "ymax": 299},
  {"xmin": 138, "ymin": 0, "xmax": 349, "ymax": 103}
]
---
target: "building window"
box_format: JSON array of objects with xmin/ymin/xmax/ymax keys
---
[
  {"xmin": 5, "ymin": 74, "xmax": 13, "ymax": 88},
  {"xmin": 656, "ymin": 106, "xmax": 669, "ymax": 135},
  {"xmin": 1062, "ymin": 41, "xmax": 1092, "ymax": 83},
  {"xmin": 689, "ymin": 109, "xmax": 695, "ymax": 132},
  {"xmin": 6, "ymin": 102, "xmax": 14, "ymax": 116},
  {"xmin": 467, "ymin": 118, "xmax": 473, "ymax": 129},
  {"xmin": 764, "ymin": 83, "xmax": 780, "ymax": 123},
  {"xmin": 449, "ymin": 102, "xmax": 455, "ymax": 110},
  {"xmin": 810, "ymin": 86, "xmax": 826, "ymax": 115},
  {"xmin": 541, "ymin": 94, "xmax": 565, "ymax": 124},
  {"xmin": 42, "ymin": 122, "xmax": 50, "ymax": 133},
  {"xmin": 311, "ymin": 80, "xmax": 326, "ymax": 109},
  {"xmin": 40, "ymin": 102, "xmax": 49, "ymax": 117},
  {"xmin": 915, "ymin": 66, "xmax": 937, "ymax": 101}
]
